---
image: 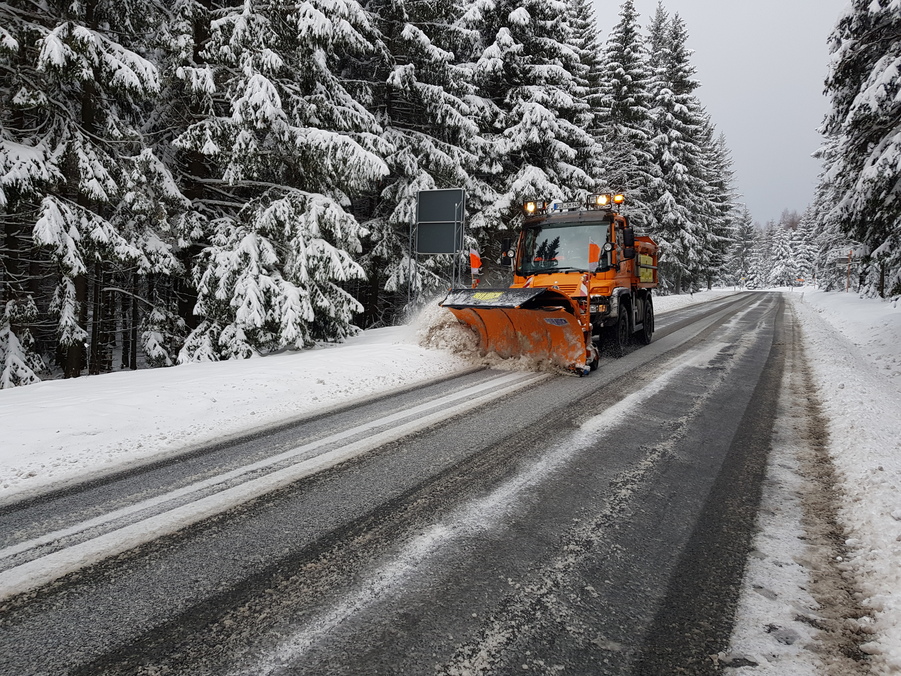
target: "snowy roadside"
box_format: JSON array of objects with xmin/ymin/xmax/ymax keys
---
[
  {"xmin": 792, "ymin": 290, "xmax": 901, "ymax": 674},
  {"xmin": 0, "ymin": 289, "xmax": 736, "ymax": 503},
  {"xmin": 0, "ymin": 308, "xmax": 472, "ymax": 502},
  {"xmin": 726, "ymin": 289, "xmax": 901, "ymax": 675}
]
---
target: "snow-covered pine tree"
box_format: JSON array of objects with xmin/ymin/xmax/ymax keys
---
[
  {"xmin": 118, "ymin": 149, "xmax": 193, "ymax": 368},
  {"xmin": 810, "ymin": 138, "xmax": 860, "ymax": 291},
  {"xmin": 768, "ymin": 223, "xmax": 797, "ymax": 287},
  {"xmin": 645, "ymin": 2, "xmax": 669, "ymax": 74},
  {"xmin": 461, "ymin": 0, "xmax": 597, "ymax": 232},
  {"xmin": 646, "ymin": 13, "xmax": 708, "ymax": 293},
  {"xmin": 0, "ymin": 297, "xmax": 45, "ymax": 388},
  {"xmin": 3, "ymin": 0, "xmax": 165, "ymax": 378},
  {"xmin": 821, "ymin": 0, "xmax": 901, "ymax": 296},
  {"xmin": 696, "ymin": 127, "xmax": 739, "ymax": 289},
  {"xmin": 596, "ymin": 0, "xmax": 657, "ymax": 223},
  {"xmin": 747, "ymin": 221, "xmax": 776, "ymax": 289},
  {"xmin": 0, "ymin": 4, "xmax": 60, "ymax": 386},
  {"xmin": 792, "ymin": 207, "xmax": 818, "ymax": 285},
  {"xmin": 128, "ymin": 0, "xmax": 217, "ymax": 368},
  {"xmin": 725, "ymin": 206, "xmax": 757, "ymax": 288},
  {"xmin": 565, "ymin": 0, "xmax": 606, "ymax": 187},
  {"xmin": 175, "ymin": 0, "xmax": 389, "ymax": 361},
  {"xmin": 349, "ymin": 0, "xmax": 485, "ymax": 326}
]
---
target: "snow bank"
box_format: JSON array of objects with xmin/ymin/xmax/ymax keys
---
[
  {"xmin": 788, "ymin": 289, "xmax": 901, "ymax": 673},
  {"xmin": 0, "ymin": 318, "xmax": 474, "ymax": 501}
]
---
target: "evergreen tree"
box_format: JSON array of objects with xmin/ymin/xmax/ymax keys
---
[
  {"xmin": 747, "ymin": 221, "xmax": 775, "ymax": 289},
  {"xmin": 697, "ymin": 127, "xmax": 739, "ymax": 289},
  {"xmin": 646, "ymin": 13, "xmax": 708, "ymax": 293},
  {"xmin": 565, "ymin": 0, "xmax": 606, "ymax": 186},
  {"xmin": 725, "ymin": 206, "xmax": 757, "ymax": 288},
  {"xmin": 1, "ymin": 5, "xmax": 59, "ymax": 386},
  {"xmin": 645, "ymin": 2, "xmax": 669, "ymax": 74},
  {"xmin": 810, "ymin": 137, "xmax": 858, "ymax": 291},
  {"xmin": 821, "ymin": 0, "xmax": 901, "ymax": 296},
  {"xmin": 0, "ymin": 297, "xmax": 44, "ymax": 388},
  {"xmin": 350, "ymin": 0, "xmax": 484, "ymax": 326},
  {"xmin": 792, "ymin": 207, "xmax": 818, "ymax": 284},
  {"xmin": 173, "ymin": 0, "xmax": 389, "ymax": 361},
  {"xmin": 2, "ymin": 0, "xmax": 168, "ymax": 379},
  {"xmin": 461, "ymin": 0, "xmax": 597, "ymax": 233},
  {"xmin": 768, "ymin": 223, "xmax": 797, "ymax": 287},
  {"xmin": 596, "ymin": 0, "xmax": 656, "ymax": 224}
]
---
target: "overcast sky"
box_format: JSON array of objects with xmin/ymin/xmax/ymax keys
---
[{"xmin": 592, "ymin": 0, "xmax": 850, "ymax": 225}]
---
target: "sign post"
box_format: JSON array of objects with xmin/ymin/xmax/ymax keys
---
[{"xmin": 413, "ymin": 188, "xmax": 466, "ymax": 290}]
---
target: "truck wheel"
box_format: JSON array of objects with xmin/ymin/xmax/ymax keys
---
[
  {"xmin": 604, "ymin": 311, "xmax": 630, "ymax": 358},
  {"xmin": 636, "ymin": 298, "xmax": 654, "ymax": 345}
]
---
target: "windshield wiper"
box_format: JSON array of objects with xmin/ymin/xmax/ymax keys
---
[{"xmin": 528, "ymin": 266, "xmax": 585, "ymax": 274}]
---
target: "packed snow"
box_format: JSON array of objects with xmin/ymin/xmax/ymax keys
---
[{"xmin": 1, "ymin": 288, "xmax": 899, "ymax": 673}]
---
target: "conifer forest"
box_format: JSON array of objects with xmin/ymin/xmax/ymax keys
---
[{"xmin": 1, "ymin": 0, "xmax": 899, "ymax": 387}]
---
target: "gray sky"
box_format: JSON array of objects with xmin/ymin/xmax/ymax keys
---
[{"xmin": 592, "ymin": 0, "xmax": 849, "ymax": 225}]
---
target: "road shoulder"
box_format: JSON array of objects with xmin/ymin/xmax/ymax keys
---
[{"xmin": 723, "ymin": 295, "xmax": 874, "ymax": 674}]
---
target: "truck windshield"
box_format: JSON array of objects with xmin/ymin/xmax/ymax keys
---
[{"xmin": 519, "ymin": 223, "xmax": 608, "ymax": 276}]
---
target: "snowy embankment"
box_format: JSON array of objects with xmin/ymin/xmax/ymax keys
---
[
  {"xmin": 0, "ymin": 307, "xmax": 467, "ymax": 502},
  {"xmin": 725, "ymin": 288, "xmax": 901, "ymax": 675},
  {"xmin": 790, "ymin": 289, "xmax": 901, "ymax": 673}
]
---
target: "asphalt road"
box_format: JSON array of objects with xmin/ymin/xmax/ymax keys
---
[{"xmin": 0, "ymin": 292, "xmax": 786, "ymax": 675}]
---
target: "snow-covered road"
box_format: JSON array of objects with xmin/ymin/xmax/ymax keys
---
[
  {"xmin": 1, "ymin": 288, "xmax": 899, "ymax": 674},
  {"xmin": 0, "ymin": 291, "xmax": 788, "ymax": 675},
  {"xmin": 0, "ymin": 370, "xmax": 548, "ymax": 601},
  {"xmin": 0, "ymin": 290, "xmax": 737, "ymax": 503}
]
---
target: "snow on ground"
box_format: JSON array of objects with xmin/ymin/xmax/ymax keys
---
[
  {"xmin": 1, "ymin": 286, "xmax": 899, "ymax": 671},
  {"xmin": 726, "ymin": 287, "xmax": 901, "ymax": 675},
  {"xmin": 791, "ymin": 289, "xmax": 901, "ymax": 673},
  {"xmin": 0, "ymin": 304, "xmax": 474, "ymax": 501}
]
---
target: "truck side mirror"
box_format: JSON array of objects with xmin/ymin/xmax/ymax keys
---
[{"xmin": 621, "ymin": 226, "xmax": 636, "ymax": 259}]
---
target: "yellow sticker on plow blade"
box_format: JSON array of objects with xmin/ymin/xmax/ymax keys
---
[{"xmin": 472, "ymin": 291, "xmax": 504, "ymax": 301}]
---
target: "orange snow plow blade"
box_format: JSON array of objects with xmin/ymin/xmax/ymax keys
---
[{"xmin": 440, "ymin": 287, "xmax": 587, "ymax": 371}]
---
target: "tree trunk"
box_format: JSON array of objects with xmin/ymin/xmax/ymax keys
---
[
  {"xmin": 2, "ymin": 196, "xmax": 23, "ymax": 307},
  {"xmin": 130, "ymin": 290, "xmax": 139, "ymax": 369},
  {"xmin": 174, "ymin": 0, "xmax": 212, "ymax": 333},
  {"xmin": 89, "ymin": 261, "xmax": 103, "ymax": 374},
  {"xmin": 121, "ymin": 287, "xmax": 132, "ymax": 371},
  {"xmin": 176, "ymin": 247, "xmax": 202, "ymax": 331},
  {"xmin": 364, "ymin": 268, "xmax": 381, "ymax": 328},
  {"xmin": 64, "ymin": 274, "xmax": 88, "ymax": 378}
]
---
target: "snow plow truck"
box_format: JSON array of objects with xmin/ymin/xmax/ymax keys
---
[{"xmin": 440, "ymin": 194, "xmax": 659, "ymax": 375}]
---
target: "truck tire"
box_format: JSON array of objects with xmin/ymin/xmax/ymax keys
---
[
  {"xmin": 604, "ymin": 308, "xmax": 630, "ymax": 358},
  {"xmin": 636, "ymin": 297, "xmax": 654, "ymax": 345}
]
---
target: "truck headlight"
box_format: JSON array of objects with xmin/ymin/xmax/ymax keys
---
[{"xmin": 590, "ymin": 295, "xmax": 610, "ymax": 314}]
